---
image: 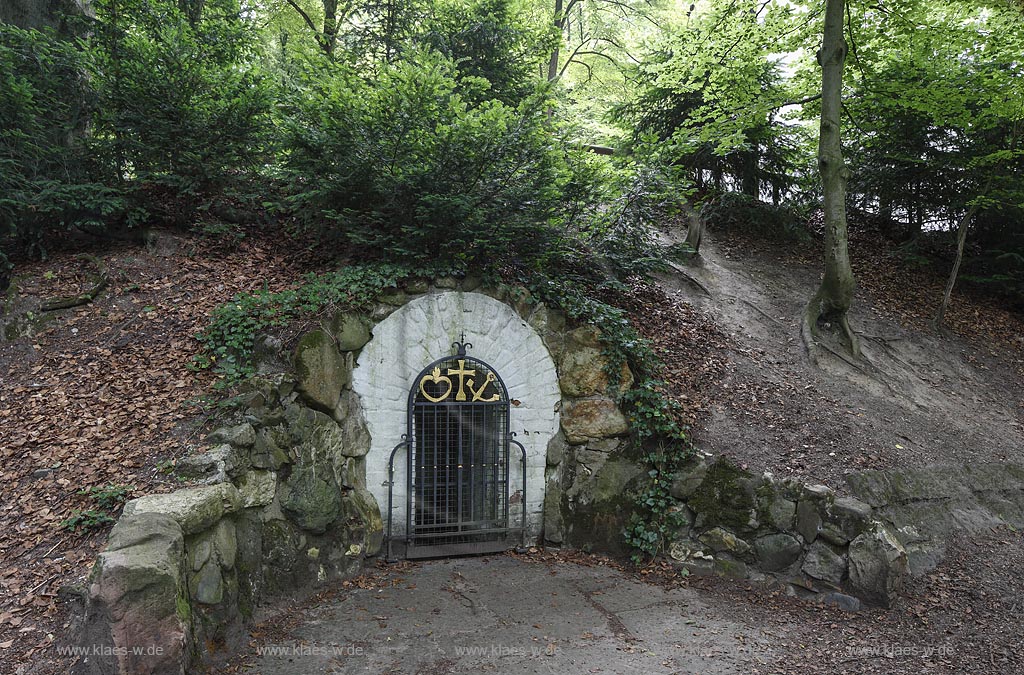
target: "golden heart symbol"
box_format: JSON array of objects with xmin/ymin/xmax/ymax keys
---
[{"xmin": 419, "ymin": 366, "xmax": 453, "ymax": 402}]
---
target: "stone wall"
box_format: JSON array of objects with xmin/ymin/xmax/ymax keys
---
[
  {"xmin": 73, "ymin": 372, "xmax": 382, "ymax": 674},
  {"xmin": 665, "ymin": 455, "xmax": 910, "ymax": 609},
  {"xmin": 846, "ymin": 462, "xmax": 1024, "ymax": 575}
]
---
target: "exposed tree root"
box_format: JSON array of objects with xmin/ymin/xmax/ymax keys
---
[
  {"xmin": 666, "ymin": 261, "xmax": 713, "ymax": 297},
  {"xmin": 739, "ymin": 298, "xmax": 784, "ymax": 327},
  {"xmin": 41, "ymin": 254, "xmax": 108, "ymax": 312},
  {"xmin": 801, "ymin": 294, "xmax": 861, "ymax": 366}
]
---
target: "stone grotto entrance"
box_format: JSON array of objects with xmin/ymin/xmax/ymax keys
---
[
  {"xmin": 355, "ymin": 291, "xmax": 559, "ymax": 562},
  {"xmin": 386, "ymin": 341, "xmax": 527, "ymax": 559}
]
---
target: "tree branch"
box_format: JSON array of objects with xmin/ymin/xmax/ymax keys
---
[{"xmin": 284, "ymin": 0, "xmax": 328, "ymax": 53}]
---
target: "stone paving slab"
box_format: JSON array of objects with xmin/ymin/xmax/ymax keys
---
[{"xmin": 243, "ymin": 556, "xmax": 789, "ymax": 674}]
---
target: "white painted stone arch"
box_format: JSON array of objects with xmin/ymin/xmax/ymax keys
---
[{"xmin": 353, "ymin": 291, "xmax": 559, "ymax": 541}]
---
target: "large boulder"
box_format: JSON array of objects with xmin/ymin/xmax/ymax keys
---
[
  {"xmin": 848, "ymin": 525, "xmax": 909, "ymax": 607},
  {"xmin": 74, "ymin": 513, "xmax": 189, "ymax": 675},
  {"xmin": 560, "ymin": 398, "xmax": 629, "ymax": 444}
]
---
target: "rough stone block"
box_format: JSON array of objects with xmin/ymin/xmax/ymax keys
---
[
  {"xmin": 698, "ymin": 527, "xmax": 751, "ymax": 556},
  {"xmin": 77, "ymin": 513, "xmax": 188, "ymax": 675},
  {"xmin": 280, "ymin": 464, "xmax": 341, "ymax": 535},
  {"xmin": 294, "ymin": 329, "xmax": 348, "ymax": 414},
  {"xmin": 796, "ymin": 499, "xmax": 821, "ymax": 543},
  {"xmin": 208, "ymin": 423, "xmax": 256, "ymax": 448},
  {"xmin": 753, "ymin": 533, "xmax": 802, "ymax": 571},
  {"xmin": 328, "ymin": 313, "xmax": 372, "ymax": 352},
  {"xmin": 331, "ymin": 390, "xmax": 371, "ymax": 457},
  {"xmin": 175, "ymin": 445, "xmax": 236, "ymax": 484},
  {"xmin": 848, "ymin": 525, "xmax": 909, "ymax": 607},
  {"xmin": 124, "ymin": 484, "xmax": 241, "ymax": 536},
  {"xmin": 558, "ymin": 343, "xmax": 633, "ymax": 398},
  {"xmin": 237, "ymin": 469, "xmax": 276, "ymax": 508},
  {"xmin": 560, "ymin": 398, "xmax": 629, "ymax": 444},
  {"xmin": 669, "ymin": 456, "xmax": 709, "ymax": 500},
  {"xmin": 801, "ymin": 540, "xmax": 847, "ymax": 585}
]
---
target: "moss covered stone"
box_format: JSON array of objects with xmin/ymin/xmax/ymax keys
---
[
  {"xmin": 123, "ymin": 483, "xmax": 241, "ymax": 536},
  {"xmin": 280, "ymin": 465, "xmax": 342, "ymax": 534},
  {"xmin": 294, "ymin": 329, "xmax": 348, "ymax": 414},
  {"xmin": 687, "ymin": 460, "xmax": 759, "ymax": 534},
  {"xmin": 328, "ymin": 313, "xmax": 372, "ymax": 352}
]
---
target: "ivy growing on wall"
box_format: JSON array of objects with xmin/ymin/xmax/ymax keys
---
[
  {"xmin": 531, "ymin": 275, "xmax": 695, "ymax": 565},
  {"xmin": 193, "ymin": 262, "xmax": 463, "ymax": 386}
]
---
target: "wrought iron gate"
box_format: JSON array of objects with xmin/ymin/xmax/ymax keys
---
[{"xmin": 386, "ymin": 341, "xmax": 526, "ymax": 560}]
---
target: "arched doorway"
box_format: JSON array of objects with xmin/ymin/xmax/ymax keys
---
[{"xmin": 387, "ymin": 341, "xmax": 526, "ymax": 559}]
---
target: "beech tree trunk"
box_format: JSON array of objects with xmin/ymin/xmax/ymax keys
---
[
  {"xmin": 804, "ymin": 0, "xmax": 860, "ymax": 357},
  {"xmin": 548, "ymin": 0, "xmax": 564, "ymax": 82},
  {"xmin": 685, "ymin": 209, "xmax": 703, "ymax": 252},
  {"xmin": 322, "ymin": 0, "xmax": 339, "ymax": 56}
]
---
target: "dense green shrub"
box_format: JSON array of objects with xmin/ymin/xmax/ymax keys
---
[
  {"xmin": 0, "ymin": 24, "xmax": 108, "ymax": 262},
  {"xmin": 87, "ymin": 0, "xmax": 273, "ymax": 200},
  {"xmin": 281, "ymin": 51, "xmax": 593, "ymax": 268}
]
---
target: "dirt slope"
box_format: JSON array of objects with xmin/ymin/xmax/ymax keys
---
[{"xmin": 656, "ymin": 227, "xmax": 1024, "ymax": 488}]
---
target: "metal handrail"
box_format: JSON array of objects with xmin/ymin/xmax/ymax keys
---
[
  {"xmin": 510, "ymin": 433, "xmax": 528, "ymax": 551},
  {"xmin": 385, "ymin": 437, "xmax": 409, "ymax": 563}
]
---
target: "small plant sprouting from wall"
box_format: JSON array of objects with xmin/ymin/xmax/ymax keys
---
[{"xmin": 61, "ymin": 484, "xmax": 135, "ymax": 532}]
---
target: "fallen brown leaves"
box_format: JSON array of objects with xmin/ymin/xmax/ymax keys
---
[
  {"xmin": 0, "ymin": 229, "xmax": 325, "ymax": 674},
  {"xmin": 599, "ymin": 278, "xmax": 730, "ymax": 428}
]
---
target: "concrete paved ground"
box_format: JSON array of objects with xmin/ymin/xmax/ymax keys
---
[{"xmin": 242, "ymin": 556, "xmax": 792, "ymax": 674}]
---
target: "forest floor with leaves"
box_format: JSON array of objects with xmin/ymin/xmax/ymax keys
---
[
  {"xmin": 1, "ymin": 219, "xmax": 1023, "ymax": 674},
  {"xmin": 0, "ymin": 229, "xmax": 331, "ymax": 673}
]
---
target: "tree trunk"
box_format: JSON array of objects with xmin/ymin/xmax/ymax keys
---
[
  {"xmin": 548, "ymin": 0, "xmax": 564, "ymax": 82},
  {"xmin": 685, "ymin": 209, "xmax": 703, "ymax": 253},
  {"xmin": 178, "ymin": 0, "xmax": 204, "ymax": 25},
  {"xmin": 322, "ymin": 0, "xmax": 339, "ymax": 56},
  {"xmin": 740, "ymin": 144, "xmax": 759, "ymax": 198},
  {"xmin": 933, "ymin": 202, "xmax": 979, "ymax": 329},
  {"xmin": 803, "ymin": 0, "xmax": 860, "ymax": 358}
]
